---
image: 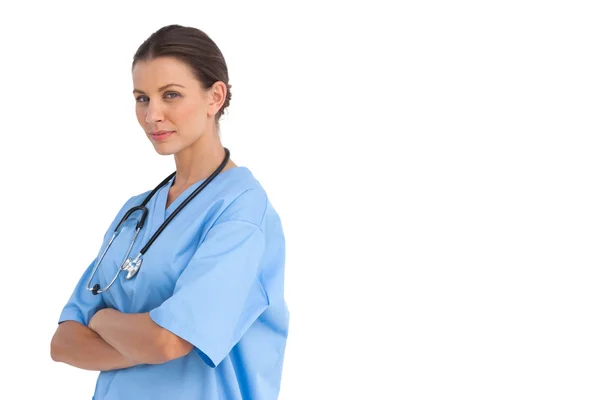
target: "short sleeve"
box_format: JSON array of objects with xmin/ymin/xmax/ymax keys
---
[
  {"xmin": 149, "ymin": 219, "xmax": 269, "ymax": 368},
  {"xmin": 58, "ymin": 258, "xmax": 106, "ymax": 326}
]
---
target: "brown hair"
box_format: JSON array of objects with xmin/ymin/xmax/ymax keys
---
[{"xmin": 132, "ymin": 24, "xmax": 232, "ymax": 129}]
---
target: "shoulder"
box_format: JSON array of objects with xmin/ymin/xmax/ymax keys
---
[
  {"xmin": 213, "ymin": 167, "xmax": 271, "ymax": 228},
  {"xmin": 209, "ymin": 167, "xmax": 285, "ymax": 254},
  {"xmin": 118, "ymin": 166, "xmax": 280, "ymax": 230}
]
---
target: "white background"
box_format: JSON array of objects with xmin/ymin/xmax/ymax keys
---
[{"xmin": 0, "ymin": 1, "xmax": 599, "ymax": 399}]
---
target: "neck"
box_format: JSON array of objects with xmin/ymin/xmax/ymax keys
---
[{"xmin": 172, "ymin": 132, "xmax": 230, "ymax": 189}]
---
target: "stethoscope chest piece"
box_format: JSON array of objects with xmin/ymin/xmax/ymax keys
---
[
  {"xmin": 86, "ymin": 148, "xmax": 230, "ymax": 296},
  {"xmin": 123, "ymin": 255, "xmax": 143, "ymax": 280}
]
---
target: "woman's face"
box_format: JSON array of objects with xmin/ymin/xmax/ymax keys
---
[{"xmin": 132, "ymin": 56, "xmax": 217, "ymax": 156}]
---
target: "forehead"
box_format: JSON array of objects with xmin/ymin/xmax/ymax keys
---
[{"xmin": 132, "ymin": 57, "xmax": 198, "ymax": 90}]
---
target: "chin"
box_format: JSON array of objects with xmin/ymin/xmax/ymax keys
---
[{"xmin": 152, "ymin": 144, "xmax": 177, "ymax": 156}]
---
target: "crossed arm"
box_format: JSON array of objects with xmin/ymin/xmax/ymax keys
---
[{"xmin": 50, "ymin": 309, "xmax": 193, "ymax": 371}]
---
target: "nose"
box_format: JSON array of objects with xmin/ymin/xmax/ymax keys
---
[{"xmin": 145, "ymin": 100, "xmax": 165, "ymax": 123}]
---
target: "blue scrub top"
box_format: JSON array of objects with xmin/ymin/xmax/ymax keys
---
[{"xmin": 58, "ymin": 167, "xmax": 289, "ymax": 400}]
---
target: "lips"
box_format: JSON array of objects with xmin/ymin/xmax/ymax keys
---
[{"xmin": 150, "ymin": 130, "xmax": 174, "ymax": 140}]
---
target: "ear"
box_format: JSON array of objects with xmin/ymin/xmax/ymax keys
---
[{"xmin": 207, "ymin": 81, "xmax": 227, "ymax": 118}]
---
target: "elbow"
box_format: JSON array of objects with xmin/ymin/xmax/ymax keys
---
[
  {"xmin": 152, "ymin": 334, "xmax": 193, "ymax": 364},
  {"xmin": 138, "ymin": 316, "xmax": 194, "ymax": 364},
  {"xmin": 167, "ymin": 338, "xmax": 194, "ymax": 362},
  {"xmin": 50, "ymin": 343, "xmax": 58, "ymax": 363},
  {"xmin": 133, "ymin": 332, "xmax": 192, "ymax": 365},
  {"xmin": 50, "ymin": 332, "xmax": 63, "ymax": 363}
]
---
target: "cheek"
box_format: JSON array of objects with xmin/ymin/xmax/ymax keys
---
[
  {"xmin": 135, "ymin": 107, "xmax": 146, "ymax": 125},
  {"xmin": 176, "ymin": 101, "xmax": 204, "ymax": 126}
]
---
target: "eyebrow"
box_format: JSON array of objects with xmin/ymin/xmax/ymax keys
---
[{"xmin": 133, "ymin": 83, "xmax": 185, "ymax": 94}]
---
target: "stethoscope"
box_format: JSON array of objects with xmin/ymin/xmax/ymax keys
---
[{"xmin": 86, "ymin": 148, "xmax": 230, "ymax": 295}]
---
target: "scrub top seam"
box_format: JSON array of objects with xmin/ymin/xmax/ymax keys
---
[{"xmin": 210, "ymin": 188, "xmax": 264, "ymax": 227}]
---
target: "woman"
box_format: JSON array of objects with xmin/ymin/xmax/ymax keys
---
[{"xmin": 50, "ymin": 24, "xmax": 289, "ymax": 400}]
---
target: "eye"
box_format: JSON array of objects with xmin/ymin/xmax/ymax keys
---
[{"xmin": 135, "ymin": 92, "xmax": 180, "ymax": 103}]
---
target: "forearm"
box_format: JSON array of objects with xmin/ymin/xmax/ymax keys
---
[
  {"xmin": 51, "ymin": 321, "xmax": 140, "ymax": 371},
  {"xmin": 89, "ymin": 309, "xmax": 171, "ymax": 364}
]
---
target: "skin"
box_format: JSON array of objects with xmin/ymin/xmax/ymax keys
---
[
  {"xmin": 51, "ymin": 56, "xmax": 235, "ymax": 370},
  {"xmin": 133, "ymin": 56, "xmax": 237, "ymax": 207}
]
